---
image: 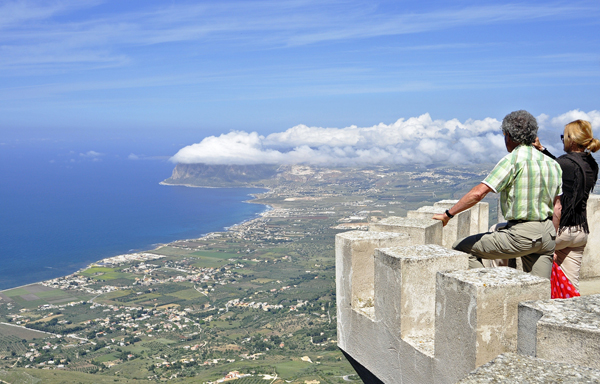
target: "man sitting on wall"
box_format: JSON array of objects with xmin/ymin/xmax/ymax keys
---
[{"xmin": 433, "ymin": 110, "xmax": 562, "ymax": 278}]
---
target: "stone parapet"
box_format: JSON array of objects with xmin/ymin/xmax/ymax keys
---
[
  {"xmin": 434, "ymin": 200, "xmax": 489, "ymax": 235},
  {"xmin": 336, "ymin": 198, "xmax": 600, "ymax": 383},
  {"xmin": 434, "ymin": 268, "xmax": 549, "ymax": 384},
  {"xmin": 369, "ymin": 216, "xmax": 443, "ymax": 246},
  {"xmin": 457, "ymin": 353, "xmax": 600, "ymax": 383},
  {"xmin": 518, "ymin": 294, "xmax": 600, "ymax": 369},
  {"xmin": 581, "ymin": 194, "xmax": 600, "ymax": 279},
  {"xmin": 407, "ymin": 206, "xmax": 470, "ymax": 248}
]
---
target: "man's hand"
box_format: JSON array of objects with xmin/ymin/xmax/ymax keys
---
[
  {"xmin": 431, "ymin": 183, "xmax": 493, "ymax": 228},
  {"xmin": 433, "ymin": 213, "xmax": 450, "ymax": 227}
]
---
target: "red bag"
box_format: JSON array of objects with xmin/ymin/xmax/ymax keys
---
[{"xmin": 551, "ymin": 261, "xmax": 580, "ymax": 299}]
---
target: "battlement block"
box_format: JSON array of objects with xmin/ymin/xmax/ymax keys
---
[
  {"xmin": 518, "ymin": 294, "xmax": 600, "ymax": 369},
  {"xmin": 581, "ymin": 194, "xmax": 600, "ymax": 279},
  {"xmin": 434, "ymin": 200, "xmax": 489, "ymax": 235},
  {"xmin": 374, "ymin": 245, "xmax": 468, "ymax": 356},
  {"xmin": 434, "ymin": 268, "xmax": 549, "ymax": 384},
  {"xmin": 370, "ymin": 216, "xmax": 443, "ymax": 246},
  {"xmin": 407, "ymin": 206, "xmax": 470, "ymax": 248},
  {"xmin": 335, "ymin": 231, "xmax": 410, "ymax": 319}
]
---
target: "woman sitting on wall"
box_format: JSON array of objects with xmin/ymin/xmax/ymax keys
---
[{"xmin": 535, "ymin": 120, "xmax": 599, "ymax": 295}]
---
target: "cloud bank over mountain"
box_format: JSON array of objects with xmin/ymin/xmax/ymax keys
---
[{"xmin": 170, "ymin": 110, "xmax": 600, "ymax": 166}]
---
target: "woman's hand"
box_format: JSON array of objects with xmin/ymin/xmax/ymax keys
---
[{"xmin": 532, "ymin": 137, "xmax": 545, "ymax": 151}]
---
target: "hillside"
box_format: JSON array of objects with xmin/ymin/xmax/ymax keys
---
[{"xmin": 162, "ymin": 163, "xmax": 279, "ymax": 187}]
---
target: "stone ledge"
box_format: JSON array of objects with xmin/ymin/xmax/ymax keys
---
[
  {"xmin": 407, "ymin": 205, "xmax": 470, "ymax": 248},
  {"xmin": 449, "ymin": 267, "xmax": 547, "ymax": 287},
  {"xmin": 518, "ymin": 294, "xmax": 600, "ymax": 369},
  {"xmin": 377, "ymin": 244, "xmax": 466, "ymax": 263},
  {"xmin": 372, "ymin": 216, "xmax": 439, "ymax": 229},
  {"xmin": 457, "ymin": 353, "xmax": 600, "ymax": 383},
  {"xmin": 336, "ymin": 230, "xmax": 411, "ymax": 242},
  {"xmin": 370, "ymin": 217, "xmax": 443, "ymax": 246},
  {"xmin": 522, "ymin": 294, "xmax": 600, "ymax": 330}
]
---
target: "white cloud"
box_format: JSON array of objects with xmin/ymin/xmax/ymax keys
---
[
  {"xmin": 171, "ymin": 110, "xmax": 599, "ymax": 166},
  {"xmin": 547, "ymin": 110, "xmax": 600, "ymax": 132},
  {"xmin": 80, "ymin": 150, "xmax": 102, "ymax": 157}
]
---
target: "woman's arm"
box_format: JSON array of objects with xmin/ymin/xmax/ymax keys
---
[
  {"xmin": 533, "ymin": 137, "xmax": 556, "ymax": 159},
  {"xmin": 552, "ymin": 195, "xmax": 562, "ymax": 232}
]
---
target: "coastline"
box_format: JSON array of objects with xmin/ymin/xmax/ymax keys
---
[
  {"xmin": 159, "ymin": 181, "xmax": 221, "ymax": 189},
  {"xmin": 1, "ymin": 184, "xmax": 273, "ymax": 293},
  {"xmin": 159, "ymin": 181, "xmax": 266, "ymax": 189}
]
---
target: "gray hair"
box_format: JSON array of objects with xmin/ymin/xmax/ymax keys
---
[{"xmin": 501, "ymin": 110, "xmax": 538, "ymax": 145}]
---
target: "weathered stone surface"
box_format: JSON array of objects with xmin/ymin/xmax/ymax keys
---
[
  {"xmin": 336, "ymin": 231, "xmax": 410, "ymax": 318},
  {"xmin": 338, "ymin": 307, "xmax": 436, "ymax": 383},
  {"xmin": 457, "ymin": 352, "xmax": 600, "ymax": 383},
  {"xmin": 374, "ymin": 245, "xmax": 468, "ymax": 355},
  {"xmin": 336, "ymin": 231, "xmax": 435, "ymax": 383},
  {"xmin": 434, "ymin": 268, "xmax": 549, "ymax": 384},
  {"xmin": 407, "ymin": 205, "xmax": 470, "ymax": 248},
  {"xmin": 581, "ymin": 194, "xmax": 600, "ymax": 279},
  {"xmin": 370, "ymin": 216, "xmax": 443, "ymax": 246},
  {"xmin": 434, "ymin": 200, "xmax": 489, "ymax": 235},
  {"xmin": 518, "ymin": 294, "xmax": 600, "ymax": 369}
]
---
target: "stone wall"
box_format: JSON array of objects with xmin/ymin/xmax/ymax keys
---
[
  {"xmin": 581, "ymin": 194, "xmax": 600, "ymax": 278},
  {"xmin": 336, "ymin": 195, "xmax": 600, "ymax": 383}
]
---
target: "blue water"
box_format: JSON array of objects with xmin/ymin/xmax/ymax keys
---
[{"xmin": 0, "ymin": 131, "xmax": 266, "ymax": 290}]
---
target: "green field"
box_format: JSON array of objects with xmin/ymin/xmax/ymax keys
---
[
  {"xmin": 79, "ymin": 267, "xmax": 115, "ymax": 277},
  {"xmin": 1, "ymin": 284, "xmax": 89, "ymax": 309},
  {"xmin": 189, "ymin": 251, "xmax": 239, "ymax": 268},
  {"xmin": 0, "ymin": 324, "xmax": 48, "ymax": 340}
]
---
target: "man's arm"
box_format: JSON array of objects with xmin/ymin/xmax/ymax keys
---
[{"xmin": 432, "ymin": 183, "xmax": 493, "ymax": 227}]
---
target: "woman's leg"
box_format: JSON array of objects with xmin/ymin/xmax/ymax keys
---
[{"xmin": 555, "ymin": 227, "xmax": 587, "ymax": 290}]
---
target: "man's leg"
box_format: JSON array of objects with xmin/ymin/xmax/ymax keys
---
[
  {"xmin": 453, "ymin": 229, "xmax": 533, "ymax": 269},
  {"xmin": 482, "ymin": 223, "xmax": 516, "ymax": 268},
  {"xmin": 452, "ymin": 232, "xmax": 489, "ymax": 269},
  {"xmin": 522, "ymin": 220, "xmax": 557, "ymax": 279},
  {"xmin": 453, "ymin": 222, "xmax": 552, "ymax": 278},
  {"xmin": 521, "ymin": 249, "xmax": 552, "ymax": 278}
]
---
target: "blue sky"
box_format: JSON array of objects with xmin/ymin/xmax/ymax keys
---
[{"xmin": 1, "ymin": 0, "xmax": 599, "ymax": 157}]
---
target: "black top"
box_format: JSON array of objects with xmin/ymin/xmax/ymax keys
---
[{"xmin": 542, "ymin": 149, "xmax": 599, "ymax": 232}]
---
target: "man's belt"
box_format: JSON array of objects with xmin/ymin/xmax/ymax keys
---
[{"xmin": 507, "ymin": 216, "xmax": 552, "ymax": 225}]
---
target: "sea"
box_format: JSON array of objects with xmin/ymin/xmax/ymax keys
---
[{"xmin": 0, "ymin": 129, "xmax": 266, "ymax": 291}]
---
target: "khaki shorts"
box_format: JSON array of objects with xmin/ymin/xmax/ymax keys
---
[{"xmin": 452, "ymin": 219, "xmax": 555, "ymax": 279}]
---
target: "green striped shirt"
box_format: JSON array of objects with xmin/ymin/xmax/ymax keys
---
[{"xmin": 483, "ymin": 145, "xmax": 562, "ymax": 221}]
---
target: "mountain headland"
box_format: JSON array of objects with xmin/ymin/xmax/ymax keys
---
[{"xmin": 162, "ymin": 163, "xmax": 280, "ymax": 187}]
